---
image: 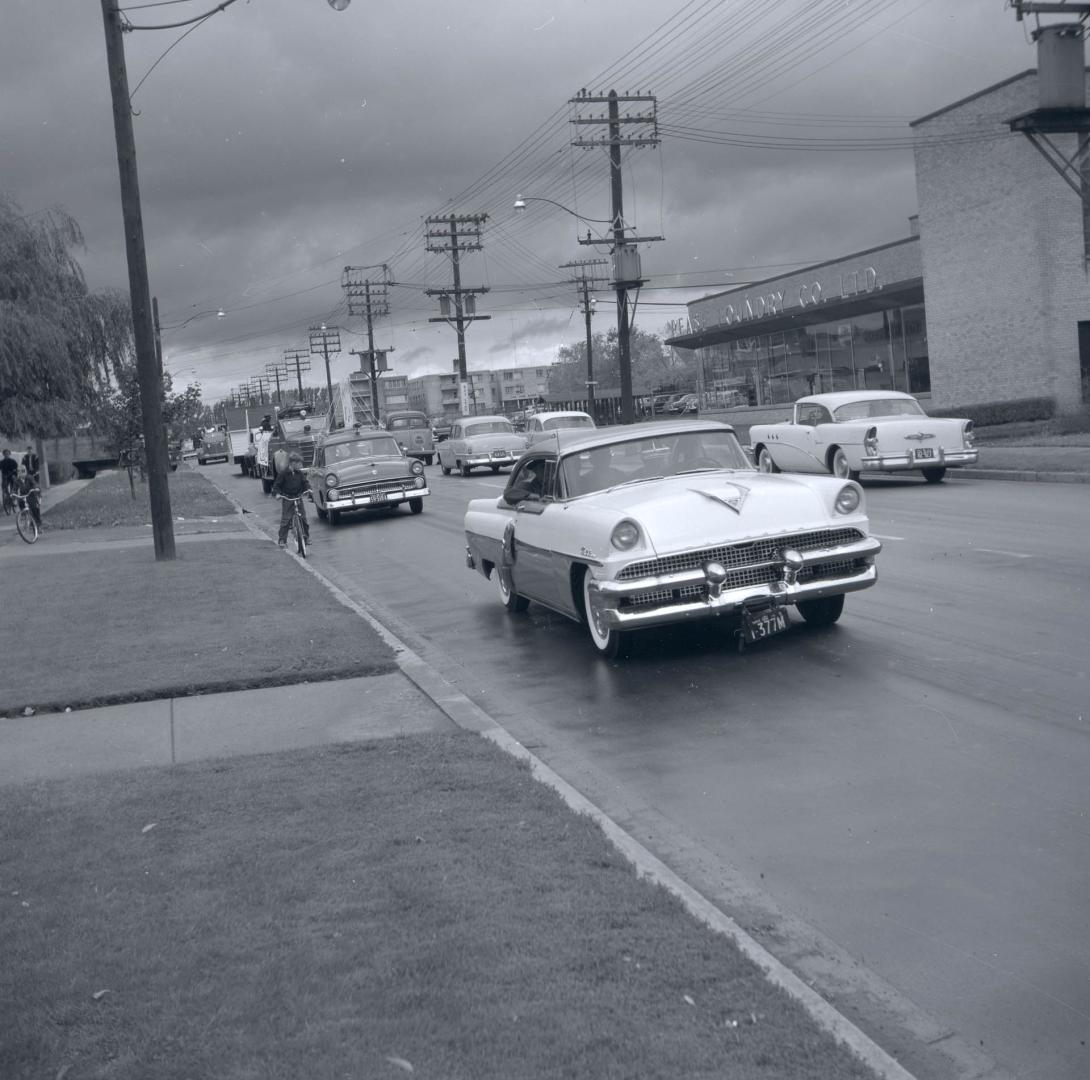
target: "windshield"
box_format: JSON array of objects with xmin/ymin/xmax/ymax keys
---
[
  {"xmin": 387, "ymin": 416, "xmax": 428, "ymax": 430},
  {"xmin": 465, "ymin": 421, "xmax": 514, "ymax": 436},
  {"xmin": 325, "ymin": 436, "xmax": 401, "ymax": 462},
  {"xmin": 560, "ymin": 430, "xmax": 750, "ymax": 497},
  {"xmin": 833, "ymin": 398, "xmax": 925, "ymax": 421},
  {"xmin": 543, "ymin": 415, "xmax": 594, "ymax": 431}
]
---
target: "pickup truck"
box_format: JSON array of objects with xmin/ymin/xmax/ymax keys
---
[
  {"xmin": 224, "ymin": 406, "xmax": 272, "ymax": 474},
  {"xmin": 196, "ymin": 428, "xmax": 229, "ymax": 465}
]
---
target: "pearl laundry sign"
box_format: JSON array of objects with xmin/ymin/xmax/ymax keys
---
[{"xmin": 712, "ymin": 265, "xmax": 880, "ymax": 327}]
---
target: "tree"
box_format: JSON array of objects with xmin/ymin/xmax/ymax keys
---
[
  {"xmin": 0, "ymin": 195, "xmax": 133, "ymax": 440},
  {"xmin": 548, "ymin": 326, "xmax": 684, "ymax": 398}
]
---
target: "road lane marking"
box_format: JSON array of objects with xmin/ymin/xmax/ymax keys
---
[
  {"xmin": 872, "ymin": 533, "xmax": 904, "ymax": 541},
  {"xmin": 977, "ymin": 547, "xmax": 1032, "ymax": 559}
]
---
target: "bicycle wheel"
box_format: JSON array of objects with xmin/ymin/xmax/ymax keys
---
[
  {"xmin": 293, "ymin": 512, "xmax": 306, "ymax": 558},
  {"xmin": 15, "ymin": 508, "xmax": 39, "ymax": 544}
]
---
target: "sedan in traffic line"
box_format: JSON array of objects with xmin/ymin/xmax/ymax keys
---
[
  {"xmin": 311, "ymin": 427, "xmax": 429, "ymax": 524},
  {"xmin": 748, "ymin": 390, "xmax": 977, "ymax": 483},
  {"xmin": 464, "ymin": 420, "xmax": 881, "ymax": 657},
  {"xmin": 438, "ymin": 415, "xmax": 527, "ymax": 476}
]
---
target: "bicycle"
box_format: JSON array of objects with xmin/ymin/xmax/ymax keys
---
[
  {"xmin": 276, "ymin": 493, "xmax": 308, "ymax": 558},
  {"xmin": 12, "ymin": 487, "xmax": 41, "ymax": 544}
]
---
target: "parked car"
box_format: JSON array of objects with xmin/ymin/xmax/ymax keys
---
[
  {"xmin": 196, "ymin": 428, "xmax": 229, "ymax": 466},
  {"xmin": 464, "ymin": 419, "xmax": 881, "ymax": 658},
  {"xmin": 311, "ymin": 426, "xmax": 429, "ymax": 525},
  {"xmin": 384, "ymin": 410, "xmax": 435, "ymax": 465},
  {"xmin": 437, "ymin": 415, "xmax": 527, "ymax": 476},
  {"xmin": 524, "ymin": 410, "xmax": 596, "ymax": 447},
  {"xmin": 748, "ymin": 390, "xmax": 977, "ymax": 483},
  {"xmin": 652, "ymin": 393, "xmax": 688, "ymax": 414},
  {"xmin": 665, "ymin": 393, "xmax": 699, "ymax": 414}
]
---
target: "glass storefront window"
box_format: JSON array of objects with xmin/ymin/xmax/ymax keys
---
[{"xmin": 696, "ymin": 303, "xmax": 930, "ymax": 402}]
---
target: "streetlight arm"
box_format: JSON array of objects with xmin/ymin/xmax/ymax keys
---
[
  {"xmin": 513, "ymin": 194, "xmax": 613, "ymax": 224},
  {"xmin": 159, "ymin": 309, "xmax": 226, "ymax": 331}
]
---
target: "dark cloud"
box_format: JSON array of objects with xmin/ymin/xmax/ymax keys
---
[{"xmin": 1, "ymin": 0, "xmax": 1033, "ymax": 399}]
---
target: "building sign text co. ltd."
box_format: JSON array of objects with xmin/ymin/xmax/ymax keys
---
[{"xmin": 714, "ymin": 265, "xmax": 880, "ymax": 327}]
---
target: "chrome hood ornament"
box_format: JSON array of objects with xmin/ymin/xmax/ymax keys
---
[{"xmin": 691, "ymin": 481, "xmax": 751, "ymax": 514}]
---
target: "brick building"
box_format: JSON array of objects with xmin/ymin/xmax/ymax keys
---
[
  {"xmin": 407, "ymin": 365, "xmax": 551, "ymax": 417},
  {"xmin": 670, "ymin": 69, "xmax": 1090, "ymax": 414}
]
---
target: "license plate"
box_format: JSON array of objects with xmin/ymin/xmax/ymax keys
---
[
  {"xmin": 742, "ymin": 606, "xmax": 788, "ymax": 644},
  {"xmin": 492, "ymin": 451, "xmax": 507, "ymax": 460},
  {"xmin": 370, "ymin": 491, "xmax": 387, "ymax": 503},
  {"xmin": 913, "ymin": 447, "xmax": 935, "ymax": 460}
]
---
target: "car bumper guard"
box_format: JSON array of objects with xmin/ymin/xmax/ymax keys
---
[{"xmin": 590, "ymin": 536, "xmax": 881, "ymax": 630}]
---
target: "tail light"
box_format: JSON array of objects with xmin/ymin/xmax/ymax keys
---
[
  {"xmin": 963, "ymin": 420, "xmax": 975, "ymax": 448},
  {"xmin": 863, "ymin": 426, "xmax": 878, "ymax": 455}
]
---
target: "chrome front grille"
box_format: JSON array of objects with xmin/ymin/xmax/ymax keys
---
[
  {"xmin": 339, "ymin": 478, "xmax": 415, "ymax": 497},
  {"xmin": 617, "ymin": 528, "xmax": 864, "ymax": 581}
]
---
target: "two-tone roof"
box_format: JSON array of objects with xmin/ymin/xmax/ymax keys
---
[
  {"xmin": 795, "ymin": 390, "xmax": 915, "ymax": 409},
  {"xmin": 527, "ymin": 418, "xmax": 735, "ymax": 457}
]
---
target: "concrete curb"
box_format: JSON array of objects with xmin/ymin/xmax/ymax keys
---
[
  {"xmin": 207, "ymin": 474, "xmax": 920, "ymax": 1080},
  {"xmin": 954, "ymin": 467, "xmax": 1089, "ymax": 483}
]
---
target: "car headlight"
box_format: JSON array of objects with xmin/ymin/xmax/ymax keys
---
[
  {"xmin": 414, "ymin": 475, "xmax": 426, "ymax": 489},
  {"xmin": 834, "ymin": 484, "xmax": 861, "ymax": 515},
  {"xmin": 328, "ymin": 488, "xmax": 339, "ymax": 500},
  {"xmin": 325, "ymin": 472, "xmax": 338, "ymax": 487},
  {"xmin": 410, "ymin": 460, "xmax": 424, "ymax": 475},
  {"xmin": 611, "ymin": 520, "xmax": 641, "ymax": 550},
  {"xmin": 963, "ymin": 420, "xmax": 975, "ymax": 448},
  {"xmin": 863, "ymin": 426, "xmax": 878, "ymax": 455}
]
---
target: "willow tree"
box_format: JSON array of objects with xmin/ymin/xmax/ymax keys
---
[{"xmin": 0, "ymin": 195, "xmax": 133, "ymax": 447}]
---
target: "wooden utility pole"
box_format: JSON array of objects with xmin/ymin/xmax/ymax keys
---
[
  {"xmin": 308, "ymin": 325, "xmax": 341, "ymax": 409},
  {"xmin": 283, "ymin": 347, "xmax": 311, "ymax": 398},
  {"xmin": 425, "ymin": 214, "xmax": 490, "ymax": 413},
  {"xmin": 101, "ymin": 0, "xmax": 175, "ymax": 559},
  {"xmin": 561, "ymin": 259, "xmax": 609, "ymax": 419},
  {"xmin": 343, "ymin": 267, "xmax": 394, "ymax": 420},
  {"xmin": 571, "ymin": 89, "xmax": 661, "ymax": 424}
]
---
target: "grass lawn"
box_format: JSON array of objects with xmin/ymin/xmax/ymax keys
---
[
  {"xmin": 0, "ymin": 734, "xmax": 877, "ymax": 1080},
  {"xmin": 46, "ymin": 468, "xmax": 235, "ymax": 529},
  {"xmin": 0, "ymin": 539, "xmax": 396, "ymax": 716}
]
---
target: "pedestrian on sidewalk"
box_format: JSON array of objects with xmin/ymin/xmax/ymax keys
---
[
  {"xmin": 272, "ymin": 452, "xmax": 311, "ymax": 547},
  {"xmin": 22, "ymin": 445, "xmax": 39, "ymax": 482},
  {"xmin": 1, "ymin": 449, "xmax": 17, "ymax": 498}
]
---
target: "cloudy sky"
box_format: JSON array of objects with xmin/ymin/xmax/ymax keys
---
[{"xmin": 2, "ymin": 0, "xmax": 1038, "ymax": 402}]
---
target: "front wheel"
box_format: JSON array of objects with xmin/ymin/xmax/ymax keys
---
[
  {"xmin": 490, "ymin": 465, "xmax": 500, "ymax": 473},
  {"xmin": 293, "ymin": 515, "xmax": 307, "ymax": 558},
  {"xmin": 408, "ymin": 497, "xmax": 424, "ymax": 514},
  {"xmin": 922, "ymin": 466, "xmax": 947, "ymax": 484},
  {"xmin": 328, "ymin": 508, "xmax": 341, "ymax": 526},
  {"xmin": 498, "ymin": 568, "xmax": 530, "ymax": 612},
  {"xmin": 756, "ymin": 446, "xmax": 780, "ymax": 474},
  {"xmin": 797, "ymin": 593, "xmax": 844, "ymax": 627},
  {"xmin": 424, "ymin": 455, "xmax": 434, "ymax": 466},
  {"xmin": 441, "ymin": 461, "xmax": 452, "ymax": 476},
  {"xmin": 460, "ymin": 462, "xmax": 472, "ymax": 478},
  {"xmin": 829, "ymin": 447, "xmax": 860, "ymax": 483},
  {"xmin": 315, "ymin": 503, "xmax": 328, "ymax": 521},
  {"xmin": 16, "ymin": 508, "xmax": 39, "ymax": 544},
  {"xmin": 581, "ymin": 570, "xmax": 629, "ymax": 659}
]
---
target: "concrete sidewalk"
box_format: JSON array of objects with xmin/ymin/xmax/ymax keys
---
[
  {"xmin": 0, "ymin": 674, "xmax": 454, "ymax": 786},
  {"xmin": 958, "ymin": 442, "xmax": 1090, "ymax": 482}
]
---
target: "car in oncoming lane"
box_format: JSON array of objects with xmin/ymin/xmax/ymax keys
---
[
  {"xmin": 748, "ymin": 390, "xmax": 977, "ymax": 483},
  {"xmin": 464, "ymin": 419, "xmax": 881, "ymax": 657},
  {"xmin": 311, "ymin": 426, "xmax": 429, "ymax": 525},
  {"xmin": 437, "ymin": 415, "xmax": 527, "ymax": 476},
  {"xmin": 524, "ymin": 410, "xmax": 596, "ymax": 447}
]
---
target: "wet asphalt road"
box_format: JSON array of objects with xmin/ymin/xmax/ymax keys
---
[{"xmin": 209, "ymin": 461, "xmax": 1088, "ymax": 1080}]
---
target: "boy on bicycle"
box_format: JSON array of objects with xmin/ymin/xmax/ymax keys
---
[
  {"xmin": 272, "ymin": 452, "xmax": 310, "ymax": 547},
  {"xmin": 13, "ymin": 466, "xmax": 41, "ymax": 527}
]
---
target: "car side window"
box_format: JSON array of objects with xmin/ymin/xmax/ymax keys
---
[{"xmin": 505, "ymin": 457, "xmax": 549, "ymax": 504}]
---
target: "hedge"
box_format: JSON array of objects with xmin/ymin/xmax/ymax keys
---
[{"xmin": 929, "ymin": 396, "xmax": 1054, "ymax": 427}]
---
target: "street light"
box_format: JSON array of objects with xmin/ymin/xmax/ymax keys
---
[
  {"xmin": 513, "ymin": 194, "xmax": 613, "ymax": 228},
  {"xmin": 99, "ymin": 0, "xmax": 350, "ymax": 561}
]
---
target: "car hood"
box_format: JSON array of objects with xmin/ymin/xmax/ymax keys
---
[
  {"xmin": 322, "ymin": 457, "xmax": 411, "ymax": 483},
  {"xmin": 576, "ymin": 471, "xmax": 852, "ymax": 553}
]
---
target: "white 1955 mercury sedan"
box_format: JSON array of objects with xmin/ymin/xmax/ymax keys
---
[
  {"xmin": 748, "ymin": 390, "xmax": 977, "ymax": 483},
  {"xmin": 464, "ymin": 420, "xmax": 881, "ymax": 658}
]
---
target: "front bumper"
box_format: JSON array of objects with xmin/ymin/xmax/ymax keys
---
[
  {"xmin": 326, "ymin": 486, "xmax": 429, "ymax": 510},
  {"xmin": 861, "ymin": 449, "xmax": 977, "ymax": 471},
  {"xmin": 590, "ymin": 536, "xmax": 881, "ymax": 631}
]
